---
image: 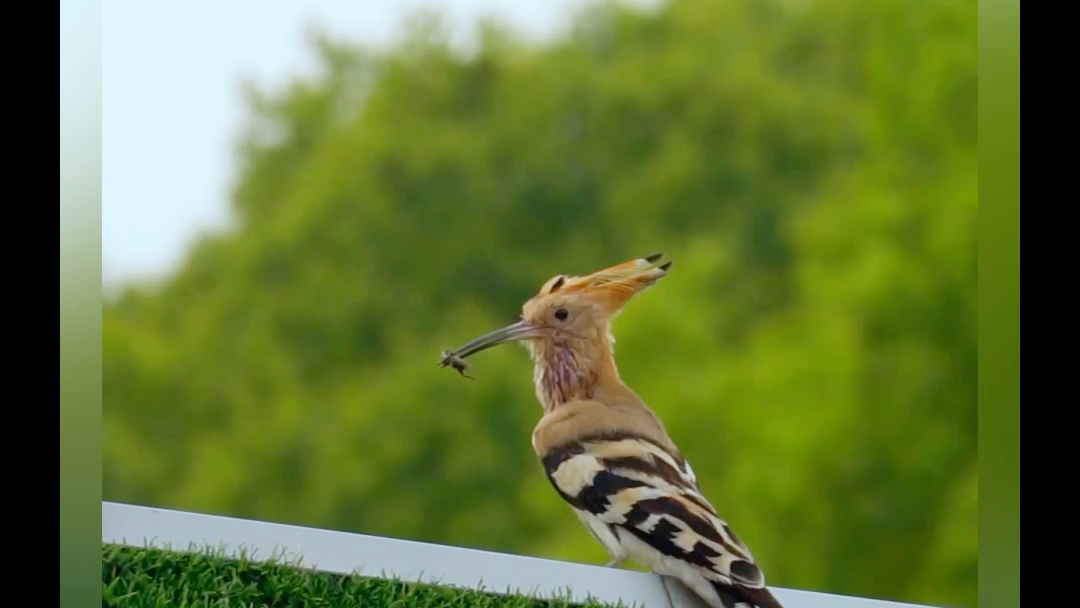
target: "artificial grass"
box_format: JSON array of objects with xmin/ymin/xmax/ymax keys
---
[{"xmin": 102, "ymin": 544, "xmax": 626, "ymax": 608}]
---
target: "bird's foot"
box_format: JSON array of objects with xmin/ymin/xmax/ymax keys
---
[{"xmin": 604, "ymin": 557, "xmax": 626, "ymax": 569}]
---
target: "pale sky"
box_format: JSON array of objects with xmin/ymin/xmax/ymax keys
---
[{"xmin": 102, "ymin": 0, "xmax": 608, "ymax": 284}]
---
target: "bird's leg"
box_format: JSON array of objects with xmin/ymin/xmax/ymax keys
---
[{"xmin": 604, "ymin": 556, "xmax": 626, "ymax": 568}]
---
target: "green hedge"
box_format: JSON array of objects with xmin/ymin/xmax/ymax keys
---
[{"xmin": 102, "ymin": 544, "xmax": 622, "ymax": 608}]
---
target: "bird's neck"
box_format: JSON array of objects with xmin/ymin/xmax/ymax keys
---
[{"xmin": 529, "ymin": 331, "xmax": 635, "ymax": 413}]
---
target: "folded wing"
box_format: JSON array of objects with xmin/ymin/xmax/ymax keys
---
[{"xmin": 541, "ymin": 432, "xmax": 783, "ymax": 608}]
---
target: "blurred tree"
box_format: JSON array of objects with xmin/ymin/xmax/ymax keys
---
[{"xmin": 103, "ymin": 0, "xmax": 976, "ymax": 605}]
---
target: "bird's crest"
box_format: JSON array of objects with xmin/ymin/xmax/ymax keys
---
[{"xmin": 533, "ymin": 252, "xmax": 672, "ymax": 315}]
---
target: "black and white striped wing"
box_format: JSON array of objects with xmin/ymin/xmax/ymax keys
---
[{"xmin": 541, "ymin": 433, "xmax": 782, "ymax": 608}]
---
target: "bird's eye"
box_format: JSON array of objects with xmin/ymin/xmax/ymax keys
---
[{"xmin": 553, "ymin": 307, "xmax": 569, "ymax": 321}]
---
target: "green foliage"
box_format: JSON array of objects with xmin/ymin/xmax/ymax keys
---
[
  {"xmin": 102, "ymin": 544, "xmax": 617, "ymax": 608},
  {"xmin": 103, "ymin": 0, "xmax": 976, "ymax": 606}
]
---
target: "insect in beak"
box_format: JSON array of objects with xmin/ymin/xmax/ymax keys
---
[
  {"xmin": 438, "ymin": 320, "xmax": 545, "ymax": 380},
  {"xmin": 438, "ymin": 350, "xmax": 474, "ymax": 379}
]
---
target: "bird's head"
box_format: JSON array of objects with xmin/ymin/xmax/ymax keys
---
[{"xmin": 445, "ymin": 253, "xmax": 672, "ymax": 364}]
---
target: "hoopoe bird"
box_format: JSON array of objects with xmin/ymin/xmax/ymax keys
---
[{"xmin": 440, "ymin": 253, "xmax": 783, "ymax": 608}]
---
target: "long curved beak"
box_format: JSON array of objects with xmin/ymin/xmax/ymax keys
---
[{"xmin": 442, "ymin": 320, "xmax": 545, "ymax": 361}]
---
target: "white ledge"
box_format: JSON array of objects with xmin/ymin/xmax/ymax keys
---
[{"xmin": 102, "ymin": 501, "xmax": 938, "ymax": 608}]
